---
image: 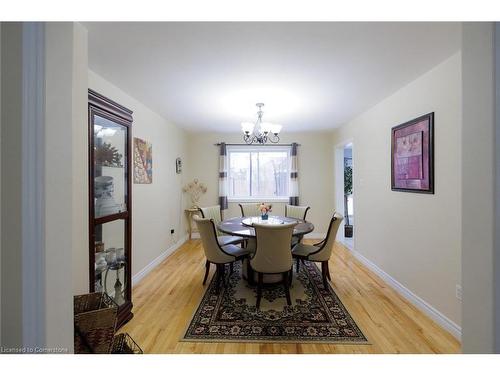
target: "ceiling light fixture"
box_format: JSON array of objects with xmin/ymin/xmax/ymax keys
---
[{"xmin": 241, "ymin": 103, "xmax": 282, "ymax": 144}]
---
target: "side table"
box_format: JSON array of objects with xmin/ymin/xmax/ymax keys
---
[{"xmin": 185, "ymin": 207, "xmax": 200, "ymax": 240}]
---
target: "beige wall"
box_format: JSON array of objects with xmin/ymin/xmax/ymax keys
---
[
  {"xmin": 461, "ymin": 23, "xmax": 495, "ymax": 353},
  {"xmin": 332, "ymin": 53, "xmax": 462, "ymax": 328},
  {"xmin": 45, "ymin": 22, "xmax": 90, "ymax": 351},
  {"xmin": 88, "ymin": 70, "xmax": 189, "ymax": 279},
  {"xmin": 186, "ymin": 131, "xmax": 334, "ymax": 235}
]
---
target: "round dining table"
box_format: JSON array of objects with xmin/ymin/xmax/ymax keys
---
[
  {"xmin": 218, "ymin": 215, "xmax": 314, "ymax": 239},
  {"xmin": 217, "ymin": 215, "xmax": 314, "ymax": 284}
]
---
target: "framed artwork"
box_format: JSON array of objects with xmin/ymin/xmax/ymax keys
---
[
  {"xmin": 391, "ymin": 112, "xmax": 434, "ymax": 194},
  {"xmin": 133, "ymin": 137, "xmax": 152, "ymax": 184},
  {"xmin": 176, "ymin": 157, "xmax": 182, "ymax": 174}
]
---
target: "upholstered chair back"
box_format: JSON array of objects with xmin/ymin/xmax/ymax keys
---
[
  {"xmin": 285, "ymin": 205, "xmax": 310, "ymax": 220},
  {"xmin": 238, "ymin": 203, "xmax": 262, "ymax": 217},
  {"xmin": 250, "ymin": 222, "xmax": 296, "ymax": 274},
  {"xmin": 308, "ymin": 213, "xmax": 343, "ymax": 262},
  {"xmin": 199, "ymin": 205, "xmax": 223, "ymax": 235},
  {"xmin": 193, "ymin": 215, "xmax": 234, "ymax": 264}
]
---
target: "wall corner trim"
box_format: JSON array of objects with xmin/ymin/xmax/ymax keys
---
[
  {"xmin": 346, "ymin": 245, "xmax": 462, "ymax": 341},
  {"xmin": 132, "ymin": 234, "xmax": 189, "ymax": 286}
]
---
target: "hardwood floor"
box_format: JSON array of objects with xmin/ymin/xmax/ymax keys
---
[{"xmin": 119, "ymin": 239, "xmax": 461, "ymax": 353}]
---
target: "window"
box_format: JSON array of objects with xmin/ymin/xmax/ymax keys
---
[{"xmin": 227, "ymin": 146, "xmax": 290, "ymax": 201}]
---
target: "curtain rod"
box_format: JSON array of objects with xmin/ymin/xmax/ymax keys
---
[{"xmin": 214, "ymin": 143, "xmax": 301, "ymax": 146}]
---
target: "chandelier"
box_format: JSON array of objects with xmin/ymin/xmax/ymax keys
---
[{"xmin": 241, "ymin": 103, "xmax": 282, "ymax": 144}]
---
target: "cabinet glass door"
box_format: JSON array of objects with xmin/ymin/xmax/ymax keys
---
[
  {"xmin": 94, "ymin": 220, "xmax": 128, "ymax": 306},
  {"xmin": 93, "ymin": 115, "xmax": 128, "ymax": 219}
]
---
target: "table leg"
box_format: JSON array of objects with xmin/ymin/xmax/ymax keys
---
[{"xmin": 187, "ymin": 213, "xmax": 193, "ymax": 240}]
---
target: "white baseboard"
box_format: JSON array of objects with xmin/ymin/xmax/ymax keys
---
[
  {"xmin": 191, "ymin": 232, "xmax": 200, "ymax": 239},
  {"xmin": 345, "ymin": 245, "xmax": 462, "ymax": 341},
  {"xmin": 339, "ymin": 238, "xmax": 354, "ymax": 251},
  {"xmin": 132, "ymin": 234, "xmax": 189, "ymax": 286}
]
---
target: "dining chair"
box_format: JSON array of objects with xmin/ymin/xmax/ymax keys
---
[
  {"xmin": 249, "ymin": 222, "xmax": 297, "ymax": 309},
  {"xmin": 285, "ymin": 204, "xmax": 311, "ymax": 247},
  {"xmin": 285, "ymin": 205, "xmax": 310, "ymax": 220},
  {"xmin": 292, "ymin": 212, "xmax": 343, "ymax": 289},
  {"xmin": 238, "ymin": 203, "xmax": 262, "ymax": 217},
  {"xmin": 194, "ymin": 215, "xmax": 251, "ymax": 293},
  {"xmin": 198, "ymin": 205, "xmax": 244, "ymax": 246}
]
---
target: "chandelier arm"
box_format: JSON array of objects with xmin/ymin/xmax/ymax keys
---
[
  {"xmin": 244, "ymin": 134, "xmax": 252, "ymax": 144},
  {"xmin": 269, "ymin": 134, "xmax": 280, "ymax": 143}
]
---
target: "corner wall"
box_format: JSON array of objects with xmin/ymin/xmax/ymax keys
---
[
  {"xmin": 88, "ymin": 70, "xmax": 189, "ymax": 279},
  {"xmin": 1, "ymin": 21, "xmax": 85, "ymax": 352},
  {"xmin": 461, "ymin": 22, "xmax": 495, "ymax": 353},
  {"xmin": 45, "ymin": 21, "xmax": 88, "ymax": 351},
  {"xmin": 332, "ymin": 52, "xmax": 462, "ymax": 333}
]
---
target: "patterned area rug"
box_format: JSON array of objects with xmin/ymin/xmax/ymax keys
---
[{"xmin": 183, "ymin": 261, "xmax": 368, "ymax": 344}]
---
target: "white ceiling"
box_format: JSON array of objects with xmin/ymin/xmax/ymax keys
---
[{"xmin": 85, "ymin": 22, "xmax": 460, "ymax": 132}]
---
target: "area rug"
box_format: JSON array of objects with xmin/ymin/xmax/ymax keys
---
[{"xmin": 183, "ymin": 261, "xmax": 368, "ymax": 344}]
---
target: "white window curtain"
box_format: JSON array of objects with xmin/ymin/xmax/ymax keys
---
[
  {"xmin": 289, "ymin": 142, "xmax": 299, "ymax": 205},
  {"xmin": 219, "ymin": 142, "xmax": 228, "ymax": 210}
]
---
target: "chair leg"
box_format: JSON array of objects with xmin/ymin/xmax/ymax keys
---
[
  {"xmin": 221, "ymin": 264, "xmax": 227, "ymax": 287},
  {"xmin": 295, "ymin": 258, "xmax": 300, "ymax": 273},
  {"xmin": 282, "ymin": 271, "xmax": 292, "ymax": 306},
  {"xmin": 256, "ymin": 272, "xmax": 263, "ymax": 309},
  {"xmin": 325, "ymin": 261, "xmax": 332, "ymax": 281},
  {"xmin": 215, "ymin": 264, "xmax": 222, "ymax": 294},
  {"xmin": 230, "ymin": 262, "xmax": 234, "ymax": 275},
  {"xmin": 288, "ymin": 269, "xmax": 293, "ymax": 286},
  {"xmin": 203, "ymin": 260, "xmax": 210, "ymax": 285},
  {"xmin": 321, "ymin": 261, "xmax": 329, "ymax": 289},
  {"xmin": 247, "ymin": 260, "xmax": 255, "ymax": 286}
]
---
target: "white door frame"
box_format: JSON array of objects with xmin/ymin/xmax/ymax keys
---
[
  {"xmin": 21, "ymin": 22, "xmax": 46, "ymax": 349},
  {"xmin": 494, "ymin": 22, "xmax": 500, "ymax": 353}
]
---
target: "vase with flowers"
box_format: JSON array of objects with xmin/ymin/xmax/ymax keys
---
[{"xmin": 259, "ymin": 203, "xmax": 272, "ymax": 220}]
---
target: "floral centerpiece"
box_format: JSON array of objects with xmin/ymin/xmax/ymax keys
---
[
  {"xmin": 259, "ymin": 203, "xmax": 272, "ymax": 220},
  {"xmin": 182, "ymin": 179, "xmax": 207, "ymax": 208}
]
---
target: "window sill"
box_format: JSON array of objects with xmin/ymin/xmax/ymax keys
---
[{"xmin": 227, "ymin": 197, "xmax": 290, "ymax": 203}]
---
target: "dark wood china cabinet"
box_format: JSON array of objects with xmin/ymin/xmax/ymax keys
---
[{"xmin": 88, "ymin": 89, "xmax": 133, "ymax": 328}]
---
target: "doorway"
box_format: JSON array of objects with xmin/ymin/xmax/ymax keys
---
[{"xmin": 334, "ymin": 141, "xmax": 354, "ymax": 250}]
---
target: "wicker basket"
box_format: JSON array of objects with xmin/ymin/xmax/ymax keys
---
[
  {"xmin": 74, "ymin": 292, "xmax": 118, "ymax": 354},
  {"xmin": 111, "ymin": 333, "xmax": 143, "ymax": 354}
]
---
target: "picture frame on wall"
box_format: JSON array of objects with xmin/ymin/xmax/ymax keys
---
[
  {"xmin": 176, "ymin": 157, "xmax": 182, "ymax": 174},
  {"xmin": 133, "ymin": 137, "xmax": 153, "ymax": 184},
  {"xmin": 391, "ymin": 112, "xmax": 434, "ymax": 194}
]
